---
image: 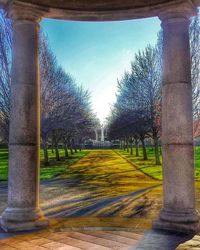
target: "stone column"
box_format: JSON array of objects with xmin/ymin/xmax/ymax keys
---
[
  {"xmin": 154, "ymin": 4, "xmax": 199, "ymax": 233},
  {"xmin": 0, "ymin": 4, "xmax": 48, "ymax": 232},
  {"xmin": 95, "ymin": 129, "xmax": 98, "ymax": 141},
  {"xmin": 101, "ymin": 127, "xmax": 104, "ymax": 142}
]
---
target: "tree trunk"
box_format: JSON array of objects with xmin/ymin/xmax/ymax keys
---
[
  {"xmin": 130, "ymin": 143, "xmax": 133, "ymax": 155},
  {"xmin": 135, "ymin": 138, "xmax": 139, "ymax": 157},
  {"xmin": 141, "ymin": 138, "xmax": 148, "ymax": 160},
  {"xmin": 72, "ymin": 139, "xmax": 77, "ymax": 153},
  {"xmin": 55, "ymin": 144, "xmax": 60, "ymax": 161},
  {"xmin": 123, "ymin": 140, "xmax": 126, "ymax": 150},
  {"xmin": 64, "ymin": 143, "xmax": 69, "ymax": 158},
  {"xmin": 160, "ymin": 145, "xmax": 162, "ymax": 155},
  {"xmin": 43, "ymin": 141, "xmax": 49, "ymax": 166},
  {"xmin": 51, "ymin": 145, "xmax": 54, "ymax": 153},
  {"xmin": 70, "ymin": 143, "xmax": 74, "ymax": 155},
  {"xmin": 79, "ymin": 143, "xmax": 82, "ymax": 151},
  {"xmin": 153, "ymin": 135, "xmax": 161, "ymax": 165},
  {"xmin": 126, "ymin": 140, "xmax": 129, "ymax": 153}
]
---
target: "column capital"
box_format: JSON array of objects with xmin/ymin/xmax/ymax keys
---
[
  {"xmin": 7, "ymin": 1, "xmax": 45, "ymax": 22},
  {"xmin": 159, "ymin": 0, "xmax": 197, "ymax": 23}
]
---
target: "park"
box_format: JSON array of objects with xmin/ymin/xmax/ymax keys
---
[{"xmin": 0, "ymin": 0, "xmax": 200, "ymax": 249}]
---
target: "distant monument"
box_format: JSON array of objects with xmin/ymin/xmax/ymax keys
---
[
  {"xmin": 94, "ymin": 125, "xmax": 106, "ymax": 142},
  {"xmin": 93, "ymin": 125, "xmax": 111, "ymax": 148}
]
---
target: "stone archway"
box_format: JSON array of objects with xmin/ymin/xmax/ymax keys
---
[{"xmin": 0, "ymin": 0, "xmax": 199, "ymax": 233}]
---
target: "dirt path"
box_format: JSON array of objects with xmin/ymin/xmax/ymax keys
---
[{"xmin": 0, "ymin": 150, "xmax": 162, "ymax": 220}]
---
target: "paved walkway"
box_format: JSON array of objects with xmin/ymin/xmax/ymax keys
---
[
  {"xmin": 133, "ymin": 230, "xmax": 198, "ymax": 250},
  {"xmin": 176, "ymin": 235, "xmax": 200, "ymax": 250},
  {"xmin": 0, "ymin": 230, "xmax": 143, "ymax": 250}
]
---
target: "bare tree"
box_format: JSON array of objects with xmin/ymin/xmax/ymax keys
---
[
  {"xmin": 0, "ymin": 15, "xmax": 97, "ymax": 163},
  {"xmin": 40, "ymin": 34, "xmax": 96, "ymax": 164},
  {"xmin": 0, "ymin": 11, "xmax": 12, "ymax": 144},
  {"xmin": 190, "ymin": 13, "xmax": 200, "ymax": 117},
  {"xmin": 108, "ymin": 45, "xmax": 161, "ymax": 164},
  {"xmin": 131, "ymin": 45, "xmax": 161, "ymax": 164}
]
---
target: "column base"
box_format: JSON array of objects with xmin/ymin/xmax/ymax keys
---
[
  {"xmin": 0, "ymin": 207, "xmax": 49, "ymax": 232},
  {"xmin": 153, "ymin": 209, "xmax": 200, "ymax": 234}
]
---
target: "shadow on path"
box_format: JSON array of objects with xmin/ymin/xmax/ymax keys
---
[
  {"xmin": 130, "ymin": 229, "xmax": 194, "ymax": 250},
  {"xmin": 45, "ymin": 184, "xmax": 161, "ymax": 217}
]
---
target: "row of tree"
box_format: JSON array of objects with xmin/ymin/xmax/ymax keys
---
[
  {"xmin": 107, "ymin": 13, "xmax": 200, "ymax": 165},
  {"xmin": 0, "ymin": 12, "xmax": 98, "ymax": 165}
]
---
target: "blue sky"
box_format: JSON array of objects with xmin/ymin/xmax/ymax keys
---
[{"xmin": 41, "ymin": 17, "xmax": 161, "ymax": 124}]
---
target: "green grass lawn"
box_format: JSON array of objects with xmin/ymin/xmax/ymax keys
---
[
  {"xmin": 1, "ymin": 146, "xmax": 200, "ymax": 182},
  {"xmin": 0, "ymin": 149, "xmax": 89, "ymax": 181},
  {"xmin": 116, "ymin": 146, "xmax": 200, "ymax": 181},
  {"xmin": 0, "ymin": 149, "xmax": 8, "ymax": 181}
]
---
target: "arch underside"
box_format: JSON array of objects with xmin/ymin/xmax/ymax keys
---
[{"xmin": 0, "ymin": 0, "xmax": 200, "ymax": 21}]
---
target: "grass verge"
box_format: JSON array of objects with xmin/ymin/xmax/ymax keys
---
[
  {"xmin": 115, "ymin": 146, "xmax": 200, "ymax": 181},
  {"xmin": 0, "ymin": 149, "xmax": 90, "ymax": 181}
]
